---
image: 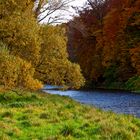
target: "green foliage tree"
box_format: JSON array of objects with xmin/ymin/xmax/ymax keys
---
[{"xmin": 125, "ymin": 76, "xmax": 140, "ymax": 91}]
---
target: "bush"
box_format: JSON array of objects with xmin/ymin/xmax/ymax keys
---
[
  {"xmin": 0, "ymin": 42, "xmax": 42, "ymax": 90},
  {"xmin": 63, "ymin": 62, "xmax": 85, "ymax": 89},
  {"xmin": 0, "ymin": 43, "xmax": 20, "ymax": 88},
  {"xmin": 18, "ymin": 59, "xmax": 43, "ymax": 90},
  {"xmin": 125, "ymin": 76, "xmax": 140, "ymax": 91}
]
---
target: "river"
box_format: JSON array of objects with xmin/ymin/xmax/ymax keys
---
[{"xmin": 43, "ymin": 85, "xmax": 140, "ymax": 118}]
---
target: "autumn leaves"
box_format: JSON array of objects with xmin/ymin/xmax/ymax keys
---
[
  {"xmin": 67, "ymin": 0, "xmax": 140, "ymax": 90},
  {"xmin": 0, "ymin": 0, "xmax": 85, "ymax": 90}
]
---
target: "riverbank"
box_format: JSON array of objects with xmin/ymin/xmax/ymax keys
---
[
  {"xmin": 81, "ymin": 85, "xmax": 140, "ymax": 94},
  {"xmin": 1, "ymin": 89, "xmax": 140, "ymax": 140},
  {"xmin": 82, "ymin": 78, "xmax": 140, "ymax": 93}
]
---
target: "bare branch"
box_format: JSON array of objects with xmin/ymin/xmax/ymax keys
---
[{"xmin": 35, "ymin": 0, "xmax": 75, "ymax": 24}]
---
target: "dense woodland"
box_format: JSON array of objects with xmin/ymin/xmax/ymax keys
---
[
  {"xmin": 0, "ymin": 0, "xmax": 140, "ymax": 91},
  {"xmin": 0, "ymin": 0, "xmax": 85, "ymax": 91},
  {"xmin": 67, "ymin": 0, "xmax": 140, "ymax": 91}
]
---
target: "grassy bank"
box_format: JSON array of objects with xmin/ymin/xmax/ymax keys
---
[{"xmin": 0, "ymin": 90, "xmax": 140, "ymax": 140}]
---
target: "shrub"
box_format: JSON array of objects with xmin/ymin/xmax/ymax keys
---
[
  {"xmin": 125, "ymin": 76, "xmax": 140, "ymax": 91},
  {"xmin": 0, "ymin": 42, "xmax": 42, "ymax": 90}
]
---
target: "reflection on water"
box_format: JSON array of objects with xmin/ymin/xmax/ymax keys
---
[{"xmin": 43, "ymin": 85, "xmax": 140, "ymax": 117}]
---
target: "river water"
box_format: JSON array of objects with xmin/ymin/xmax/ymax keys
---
[{"xmin": 43, "ymin": 85, "xmax": 140, "ymax": 118}]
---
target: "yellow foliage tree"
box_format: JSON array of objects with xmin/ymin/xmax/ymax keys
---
[
  {"xmin": 0, "ymin": 0, "xmax": 41, "ymax": 66},
  {"xmin": 0, "ymin": 42, "xmax": 43, "ymax": 90},
  {"xmin": 35, "ymin": 25, "xmax": 85, "ymax": 89},
  {"xmin": 0, "ymin": 0, "xmax": 85, "ymax": 90}
]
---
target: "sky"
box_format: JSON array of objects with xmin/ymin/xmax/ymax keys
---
[
  {"xmin": 66, "ymin": 0, "xmax": 87, "ymax": 19},
  {"xmin": 70, "ymin": 0, "xmax": 87, "ymax": 7},
  {"xmin": 41, "ymin": 0, "xmax": 87, "ymax": 24}
]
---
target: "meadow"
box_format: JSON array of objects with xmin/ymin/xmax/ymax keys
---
[{"xmin": 0, "ymin": 89, "xmax": 140, "ymax": 140}]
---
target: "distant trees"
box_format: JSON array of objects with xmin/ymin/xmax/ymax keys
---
[
  {"xmin": 102, "ymin": 0, "xmax": 140, "ymax": 89},
  {"xmin": 67, "ymin": 0, "xmax": 107, "ymax": 86},
  {"xmin": 67, "ymin": 0, "xmax": 140, "ymax": 90}
]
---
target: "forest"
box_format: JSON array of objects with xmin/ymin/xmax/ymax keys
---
[
  {"xmin": 0, "ymin": 0, "xmax": 139, "ymax": 91},
  {"xmin": 67, "ymin": 0, "xmax": 140, "ymax": 91},
  {"xmin": 0, "ymin": 0, "xmax": 85, "ymax": 91}
]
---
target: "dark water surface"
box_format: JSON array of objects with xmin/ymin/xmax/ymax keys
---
[{"xmin": 43, "ymin": 85, "xmax": 140, "ymax": 117}]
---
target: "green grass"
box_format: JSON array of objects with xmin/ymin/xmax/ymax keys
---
[{"xmin": 0, "ymin": 89, "xmax": 140, "ymax": 140}]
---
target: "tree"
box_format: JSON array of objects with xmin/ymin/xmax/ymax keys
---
[
  {"xmin": 67, "ymin": 0, "xmax": 108, "ymax": 86},
  {"xmin": 0, "ymin": 0, "xmax": 41, "ymax": 66},
  {"xmin": 102, "ymin": 0, "xmax": 139, "ymax": 82},
  {"xmin": 35, "ymin": 25, "xmax": 85, "ymax": 88},
  {"xmin": 0, "ymin": 42, "xmax": 42, "ymax": 90},
  {"xmin": 67, "ymin": 0, "xmax": 140, "ymax": 90}
]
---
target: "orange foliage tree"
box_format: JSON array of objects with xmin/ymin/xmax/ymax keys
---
[{"xmin": 67, "ymin": 0, "xmax": 140, "ymax": 89}]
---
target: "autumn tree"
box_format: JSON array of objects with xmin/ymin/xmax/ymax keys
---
[
  {"xmin": 67, "ymin": 0, "xmax": 140, "ymax": 90},
  {"xmin": 35, "ymin": 25, "xmax": 85, "ymax": 88},
  {"xmin": 0, "ymin": 0, "xmax": 41, "ymax": 66},
  {"xmin": 0, "ymin": 0, "xmax": 86, "ymax": 90},
  {"xmin": 67, "ymin": 0, "xmax": 108, "ymax": 86},
  {"xmin": 0, "ymin": 42, "xmax": 42, "ymax": 90},
  {"xmin": 102, "ymin": 0, "xmax": 140, "ymax": 87}
]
